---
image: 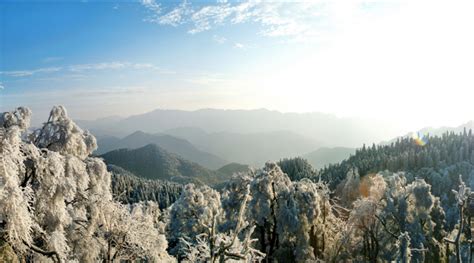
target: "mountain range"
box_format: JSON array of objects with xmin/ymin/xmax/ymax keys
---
[
  {"xmin": 97, "ymin": 130, "xmax": 357, "ymax": 172},
  {"xmin": 77, "ymin": 108, "xmax": 402, "ymax": 148}
]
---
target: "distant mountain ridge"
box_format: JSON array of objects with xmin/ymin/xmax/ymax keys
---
[
  {"xmin": 164, "ymin": 127, "xmax": 319, "ymax": 166},
  {"xmin": 100, "ymin": 144, "xmax": 229, "ymax": 185},
  {"xmin": 417, "ymin": 121, "xmax": 474, "ymax": 136},
  {"xmin": 77, "ymin": 108, "xmax": 403, "ymax": 148},
  {"xmin": 95, "ymin": 130, "xmax": 228, "ymax": 169},
  {"xmin": 381, "ymin": 121, "xmax": 474, "ymax": 145}
]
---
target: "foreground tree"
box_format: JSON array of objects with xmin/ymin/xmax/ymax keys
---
[
  {"xmin": 372, "ymin": 173, "xmax": 445, "ymax": 262},
  {"xmin": 0, "ymin": 106, "xmax": 174, "ymax": 262}
]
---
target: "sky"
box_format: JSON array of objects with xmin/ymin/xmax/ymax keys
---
[{"xmin": 1, "ymin": 0, "xmax": 474, "ymax": 132}]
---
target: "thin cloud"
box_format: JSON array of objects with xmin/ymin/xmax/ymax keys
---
[
  {"xmin": 143, "ymin": 0, "xmax": 382, "ymax": 40},
  {"xmin": 145, "ymin": 0, "xmax": 191, "ymax": 26},
  {"xmin": 73, "ymin": 86, "xmax": 150, "ymax": 97},
  {"xmin": 233, "ymin": 42, "xmax": 245, "ymax": 49},
  {"xmin": 132, "ymin": 63, "xmax": 176, "ymax": 74},
  {"xmin": 1, "ymin": 62, "xmax": 173, "ymax": 79},
  {"xmin": 213, "ymin": 34, "xmax": 227, "ymax": 44},
  {"xmin": 56, "ymin": 61, "xmax": 168, "ymax": 73},
  {"xmin": 141, "ymin": 0, "xmax": 161, "ymax": 13},
  {"xmin": 69, "ymin": 62, "xmax": 128, "ymax": 72},
  {"xmin": 0, "ymin": 67, "xmax": 62, "ymax": 77},
  {"xmin": 187, "ymin": 73, "xmax": 229, "ymax": 86}
]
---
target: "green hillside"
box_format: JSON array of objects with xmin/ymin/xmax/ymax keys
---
[{"xmin": 101, "ymin": 144, "xmax": 229, "ymax": 185}]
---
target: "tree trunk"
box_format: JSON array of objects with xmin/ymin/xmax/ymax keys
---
[
  {"xmin": 456, "ymin": 205, "xmax": 464, "ymax": 263},
  {"xmin": 447, "ymin": 242, "xmax": 451, "ymax": 263}
]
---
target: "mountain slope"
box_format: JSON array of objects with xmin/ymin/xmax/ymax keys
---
[
  {"xmin": 100, "ymin": 144, "xmax": 228, "ymax": 185},
  {"xmin": 303, "ymin": 147, "xmax": 355, "ymax": 169},
  {"xmin": 96, "ymin": 131, "xmax": 228, "ymax": 169},
  {"xmin": 164, "ymin": 128, "xmax": 319, "ymax": 166},
  {"xmin": 320, "ymin": 131, "xmax": 474, "ymax": 189}
]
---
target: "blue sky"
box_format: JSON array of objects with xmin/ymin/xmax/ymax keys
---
[
  {"xmin": 1, "ymin": 1, "xmax": 302, "ymax": 120},
  {"xmin": 1, "ymin": 0, "xmax": 474, "ymax": 131}
]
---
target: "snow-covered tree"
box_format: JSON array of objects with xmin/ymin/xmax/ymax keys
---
[
  {"xmin": 375, "ymin": 173, "xmax": 443, "ymax": 261},
  {"xmin": 169, "ymin": 182, "xmax": 263, "ymax": 262},
  {"xmin": 247, "ymin": 162, "xmax": 293, "ymax": 261},
  {"xmin": 167, "ymin": 184, "xmax": 222, "ymax": 258},
  {"xmin": 180, "ymin": 184, "xmax": 264, "ymax": 262},
  {"xmin": 396, "ymin": 232, "xmax": 411, "ymax": 263},
  {"xmin": 94, "ymin": 201, "xmax": 172, "ymax": 262},
  {"xmin": 445, "ymin": 175, "xmax": 471, "ymax": 263},
  {"xmin": 0, "ymin": 106, "xmax": 174, "ymax": 262},
  {"xmin": 0, "ymin": 107, "xmax": 36, "ymax": 254},
  {"xmin": 337, "ymin": 168, "xmax": 361, "ymax": 207},
  {"xmin": 246, "ymin": 162, "xmax": 349, "ymax": 261},
  {"xmin": 30, "ymin": 105, "xmax": 97, "ymax": 160},
  {"xmin": 346, "ymin": 173, "xmax": 386, "ymax": 262},
  {"xmin": 220, "ymin": 172, "xmax": 255, "ymax": 232}
]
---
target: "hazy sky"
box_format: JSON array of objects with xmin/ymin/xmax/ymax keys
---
[{"xmin": 1, "ymin": 0, "xmax": 474, "ymax": 132}]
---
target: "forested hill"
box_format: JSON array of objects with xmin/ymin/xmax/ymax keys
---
[
  {"xmin": 320, "ymin": 129, "xmax": 474, "ymax": 188},
  {"xmin": 100, "ymin": 144, "xmax": 229, "ymax": 185},
  {"xmin": 96, "ymin": 130, "xmax": 228, "ymax": 169}
]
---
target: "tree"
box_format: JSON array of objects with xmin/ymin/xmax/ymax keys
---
[
  {"xmin": 169, "ymin": 182, "xmax": 263, "ymax": 262},
  {"xmin": 167, "ymin": 184, "xmax": 223, "ymax": 258},
  {"xmin": 375, "ymin": 172, "xmax": 443, "ymax": 261},
  {"xmin": 246, "ymin": 162, "xmax": 349, "ymax": 262},
  {"xmin": 347, "ymin": 173, "xmax": 387, "ymax": 262},
  {"xmin": 96, "ymin": 201, "xmax": 172, "ymax": 262},
  {"xmin": 445, "ymin": 175, "xmax": 471, "ymax": 263},
  {"xmin": 180, "ymin": 185, "xmax": 265, "ymax": 262},
  {"xmin": 247, "ymin": 162, "xmax": 293, "ymax": 261},
  {"xmin": 277, "ymin": 157, "xmax": 317, "ymax": 181},
  {"xmin": 0, "ymin": 107, "xmax": 36, "ymax": 255},
  {"xmin": 0, "ymin": 106, "xmax": 174, "ymax": 262}
]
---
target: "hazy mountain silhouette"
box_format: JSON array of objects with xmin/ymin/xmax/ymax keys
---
[
  {"xmin": 303, "ymin": 147, "xmax": 355, "ymax": 169},
  {"xmin": 163, "ymin": 127, "xmax": 319, "ymax": 166},
  {"xmin": 381, "ymin": 121, "xmax": 474, "ymax": 145},
  {"xmin": 77, "ymin": 108, "xmax": 402, "ymax": 148},
  {"xmin": 417, "ymin": 121, "xmax": 474, "ymax": 136},
  {"xmin": 95, "ymin": 131, "xmax": 228, "ymax": 169}
]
